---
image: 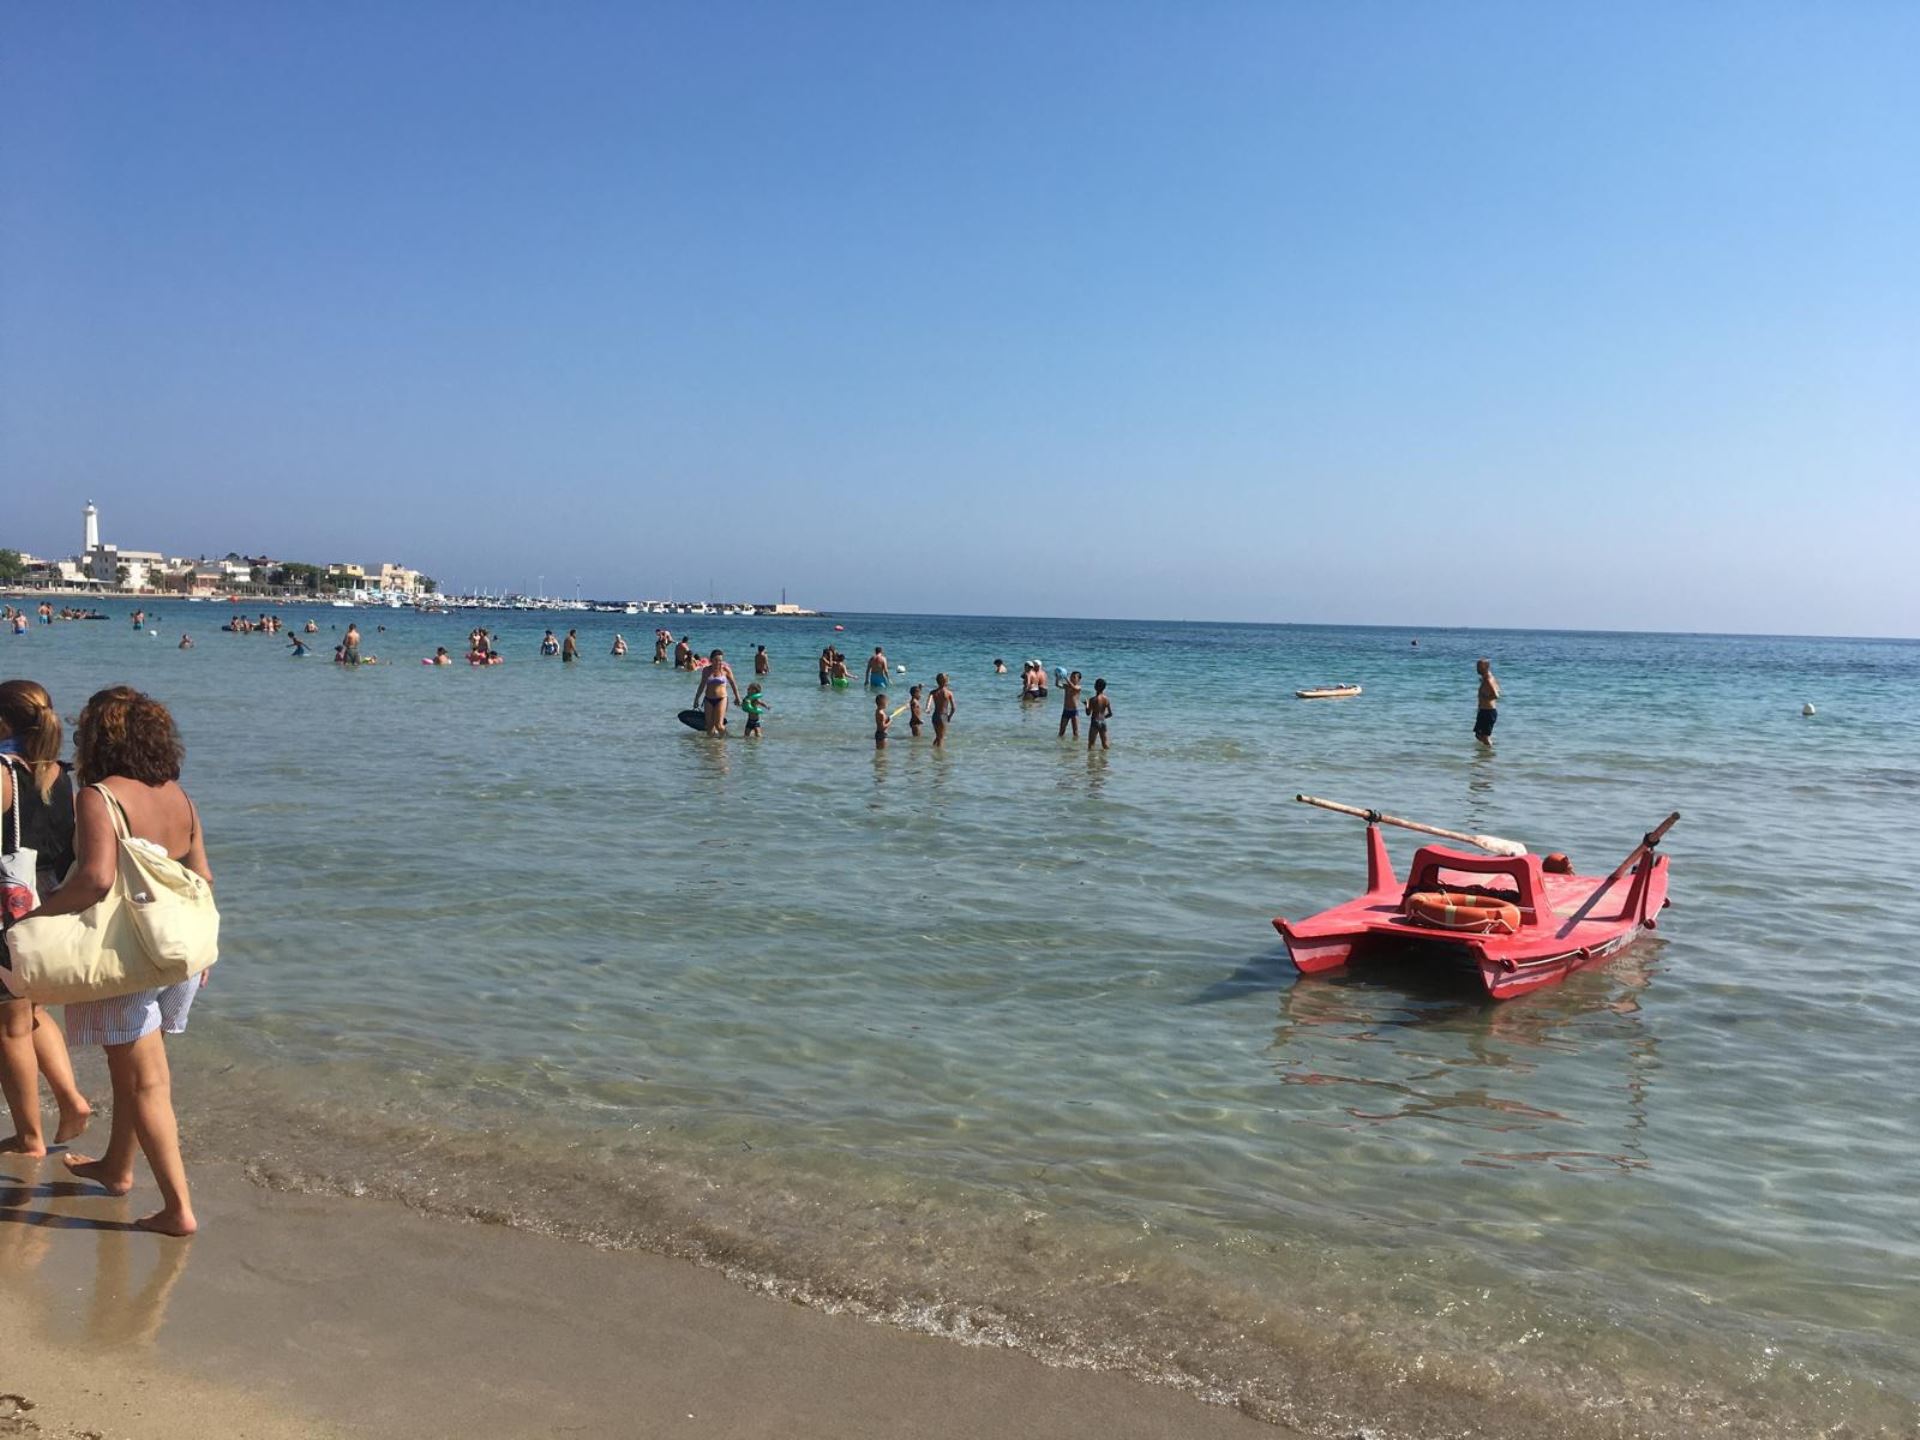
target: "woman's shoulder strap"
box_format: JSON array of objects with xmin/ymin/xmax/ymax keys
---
[{"xmin": 89, "ymin": 782, "xmax": 134, "ymax": 839}]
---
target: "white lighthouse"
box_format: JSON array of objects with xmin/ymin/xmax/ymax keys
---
[{"xmin": 84, "ymin": 501, "xmax": 100, "ymax": 553}]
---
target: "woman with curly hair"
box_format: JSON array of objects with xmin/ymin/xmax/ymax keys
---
[
  {"xmin": 31, "ymin": 687, "xmax": 212, "ymax": 1236},
  {"xmin": 0, "ymin": 679, "xmax": 91, "ymax": 1154}
]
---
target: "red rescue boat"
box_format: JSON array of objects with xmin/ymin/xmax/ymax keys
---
[{"xmin": 1274, "ymin": 797, "xmax": 1677, "ymax": 1000}]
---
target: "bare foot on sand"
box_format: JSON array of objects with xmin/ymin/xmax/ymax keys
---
[
  {"xmin": 0, "ymin": 1133, "xmax": 48, "ymax": 1158},
  {"xmin": 62, "ymin": 1153, "xmax": 134, "ymax": 1195},
  {"xmin": 134, "ymin": 1207, "xmax": 197, "ymax": 1237},
  {"xmin": 54, "ymin": 1100, "xmax": 92, "ymax": 1145}
]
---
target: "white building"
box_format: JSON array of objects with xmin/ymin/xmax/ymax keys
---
[{"xmin": 75, "ymin": 501, "xmax": 164, "ymax": 590}]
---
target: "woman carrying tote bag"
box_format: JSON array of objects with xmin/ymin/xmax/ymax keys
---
[
  {"xmin": 29, "ymin": 688, "xmax": 213, "ymax": 1236},
  {"xmin": 0, "ymin": 679, "xmax": 92, "ymax": 1154}
]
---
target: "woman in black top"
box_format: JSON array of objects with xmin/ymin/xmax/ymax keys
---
[{"xmin": 0, "ymin": 679, "xmax": 91, "ymax": 1155}]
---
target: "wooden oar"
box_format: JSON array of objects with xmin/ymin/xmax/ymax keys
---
[
  {"xmin": 1557, "ymin": 812, "xmax": 1681, "ymax": 934},
  {"xmin": 1602, "ymin": 812, "xmax": 1681, "ymax": 884},
  {"xmin": 1295, "ymin": 795, "xmax": 1528, "ymax": 857}
]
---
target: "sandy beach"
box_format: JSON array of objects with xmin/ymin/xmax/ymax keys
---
[{"xmin": 1, "ymin": 1145, "xmax": 1283, "ymax": 1440}]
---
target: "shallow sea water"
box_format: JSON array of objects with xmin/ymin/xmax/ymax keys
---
[{"xmin": 13, "ymin": 604, "xmax": 1919, "ymax": 1437}]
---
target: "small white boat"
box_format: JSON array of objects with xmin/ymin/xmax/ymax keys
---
[{"xmin": 1296, "ymin": 684, "xmax": 1362, "ymax": 700}]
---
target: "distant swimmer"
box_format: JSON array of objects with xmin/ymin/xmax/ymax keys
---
[
  {"xmin": 341, "ymin": 623, "xmax": 362, "ymax": 665},
  {"xmin": 304, "ymin": 620, "xmax": 319, "ymax": 634},
  {"xmin": 866, "ymin": 647, "xmax": 889, "ymax": 689},
  {"xmin": 674, "ymin": 636, "xmax": 693, "ymax": 670},
  {"xmin": 754, "ymin": 644, "xmax": 770, "ymax": 676},
  {"xmin": 908, "ymin": 684, "xmax": 925, "ymax": 737},
  {"xmin": 430, "ymin": 647, "xmax": 454, "ymax": 665},
  {"xmin": 541, "ymin": 629, "xmax": 560, "ymax": 657},
  {"xmin": 1086, "ymin": 678, "xmax": 1112, "ymax": 750},
  {"xmin": 1058, "ymin": 670, "xmax": 1082, "ymax": 739},
  {"xmin": 829, "ymin": 650, "xmax": 852, "ymax": 686},
  {"xmin": 1474, "ymin": 658, "xmax": 1500, "ymax": 746},
  {"xmin": 873, "ymin": 692, "xmax": 891, "ymax": 748},
  {"xmin": 562, "ymin": 629, "xmax": 579, "ymax": 663},
  {"xmin": 695, "ymin": 648, "xmax": 742, "ymax": 734},
  {"xmin": 652, "ymin": 630, "xmax": 670, "ymax": 664},
  {"xmin": 818, "ymin": 645, "xmax": 833, "ymax": 687},
  {"xmin": 743, "ymin": 682, "xmax": 768, "ymax": 737},
  {"xmin": 178, "ymin": 634, "xmax": 193, "ymax": 650},
  {"xmin": 611, "ymin": 634, "xmax": 628, "ymax": 657},
  {"xmin": 930, "ymin": 673, "xmax": 956, "ymax": 748},
  {"xmin": 288, "ymin": 636, "xmax": 310, "ymax": 657},
  {"xmin": 993, "ymin": 658, "xmax": 1007, "ymax": 674}
]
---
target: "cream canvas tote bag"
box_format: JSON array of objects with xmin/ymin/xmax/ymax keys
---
[{"xmin": 1, "ymin": 785, "xmax": 219, "ymax": 1005}]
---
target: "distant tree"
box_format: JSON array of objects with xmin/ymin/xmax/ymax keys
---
[
  {"xmin": 420, "ymin": 576, "xmax": 439, "ymax": 595},
  {"xmin": 271, "ymin": 562, "xmax": 325, "ymax": 593},
  {"xmin": 114, "ymin": 564, "xmax": 131, "ymax": 588},
  {"xmin": 0, "ymin": 549, "xmax": 26, "ymax": 583}
]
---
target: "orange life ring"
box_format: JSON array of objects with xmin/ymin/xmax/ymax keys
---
[{"xmin": 1403, "ymin": 891, "xmax": 1522, "ymax": 935}]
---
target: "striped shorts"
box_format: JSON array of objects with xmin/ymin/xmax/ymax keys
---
[{"xmin": 64, "ymin": 973, "xmax": 207, "ymax": 1048}]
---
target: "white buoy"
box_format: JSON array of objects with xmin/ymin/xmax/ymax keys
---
[
  {"xmin": 149, "ymin": 629, "xmax": 158, "ymax": 637},
  {"xmin": 896, "ymin": 664, "xmax": 906, "ymax": 672},
  {"xmin": 1802, "ymin": 702, "xmax": 1816, "ymax": 716}
]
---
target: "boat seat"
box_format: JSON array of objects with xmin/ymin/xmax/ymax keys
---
[{"xmin": 1401, "ymin": 846, "xmax": 1548, "ymax": 922}]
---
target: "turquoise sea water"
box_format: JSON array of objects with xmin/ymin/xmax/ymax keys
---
[{"xmin": 11, "ymin": 602, "xmax": 1919, "ymax": 1438}]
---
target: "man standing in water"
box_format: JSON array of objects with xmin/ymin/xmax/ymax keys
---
[
  {"xmin": 562, "ymin": 629, "xmax": 579, "ymax": 663},
  {"xmin": 866, "ymin": 646, "xmax": 889, "ymax": 689},
  {"xmin": 1474, "ymin": 658, "xmax": 1500, "ymax": 745}
]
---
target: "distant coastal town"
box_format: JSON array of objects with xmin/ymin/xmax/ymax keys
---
[{"xmin": 0, "ymin": 501, "xmax": 820, "ymax": 616}]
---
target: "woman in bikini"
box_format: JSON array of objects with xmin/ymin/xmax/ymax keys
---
[{"xmin": 695, "ymin": 649, "xmax": 742, "ymax": 734}]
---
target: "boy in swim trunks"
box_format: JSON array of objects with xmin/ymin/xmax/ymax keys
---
[
  {"xmin": 930, "ymin": 674, "xmax": 955, "ymax": 748},
  {"xmin": 1058, "ymin": 671, "xmax": 1082, "ymax": 739},
  {"xmin": 1086, "ymin": 678, "xmax": 1112, "ymax": 750},
  {"xmin": 873, "ymin": 692, "xmax": 891, "ymax": 748},
  {"xmin": 1474, "ymin": 659, "xmax": 1499, "ymax": 746},
  {"xmin": 743, "ymin": 683, "xmax": 768, "ymax": 737},
  {"xmin": 908, "ymin": 684, "xmax": 924, "ymax": 737}
]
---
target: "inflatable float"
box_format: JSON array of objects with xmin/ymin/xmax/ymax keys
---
[{"xmin": 1296, "ymin": 685, "xmax": 1362, "ymax": 700}]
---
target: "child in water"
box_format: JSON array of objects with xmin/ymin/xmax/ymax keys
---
[
  {"xmin": 908, "ymin": 684, "xmax": 924, "ymax": 737},
  {"xmin": 1086, "ymin": 678, "xmax": 1112, "ymax": 750},
  {"xmin": 1058, "ymin": 670, "xmax": 1082, "ymax": 739},
  {"xmin": 930, "ymin": 674, "xmax": 955, "ymax": 748},
  {"xmin": 873, "ymin": 692, "xmax": 891, "ymax": 748},
  {"xmin": 743, "ymin": 683, "xmax": 768, "ymax": 738}
]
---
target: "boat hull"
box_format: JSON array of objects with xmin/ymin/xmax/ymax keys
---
[{"xmin": 1274, "ymin": 828, "xmax": 1670, "ymax": 1000}]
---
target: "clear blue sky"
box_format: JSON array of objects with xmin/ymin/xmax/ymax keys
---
[{"xmin": 3, "ymin": 3, "xmax": 1915, "ymax": 633}]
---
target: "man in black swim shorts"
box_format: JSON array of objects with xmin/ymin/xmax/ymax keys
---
[{"xmin": 1474, "ymin": 658, "xmax": 1499, "ymax": 744}]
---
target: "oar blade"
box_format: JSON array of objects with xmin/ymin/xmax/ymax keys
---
[{"xmin": 1475, "ymin": 835, "xmax": 1529, "ymax": 857}]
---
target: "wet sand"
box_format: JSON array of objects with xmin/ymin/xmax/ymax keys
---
[{"xmin": 0, "ymin": 1152, "xmax": 1284, "ymax": 1440}]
